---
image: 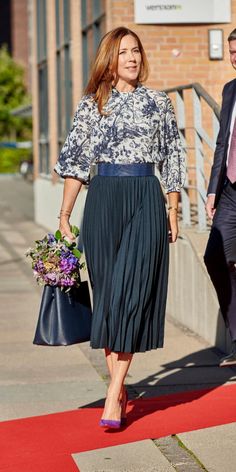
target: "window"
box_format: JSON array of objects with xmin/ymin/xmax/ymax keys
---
[
  {"xmin": 81, "ymin": 0, "xmax": 106, "ymax": 87},
  {"xmin": 37, "ymin": 0, "xmax": 49, "ymax": 174}
]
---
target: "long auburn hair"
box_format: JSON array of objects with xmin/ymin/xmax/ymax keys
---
[{"xmin": 84, "ymin": 27, "xmax": 149, "ymax": 114}]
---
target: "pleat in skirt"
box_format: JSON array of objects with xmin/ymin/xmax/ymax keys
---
[{"xmin": 82, "ymin": 174, "xmax": 169, "ymax": 353}]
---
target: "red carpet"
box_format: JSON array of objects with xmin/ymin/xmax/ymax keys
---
[{"xmin": 0, "ymin": 384, "xmax": 236, "ymax": 471}]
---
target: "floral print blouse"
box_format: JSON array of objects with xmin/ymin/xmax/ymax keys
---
[{"xmin": 54, "ymin": 84, "xmax": 185, "ymax": 193}]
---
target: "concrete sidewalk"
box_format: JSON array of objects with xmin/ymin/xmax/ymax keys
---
[{"xmin": 0, "ymin": 176, "xmax": 236, "ymax": 472}]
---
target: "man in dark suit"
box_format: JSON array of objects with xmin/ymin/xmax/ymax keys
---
[{"xmin": 204, "ymin": 28, "xmax": 236, "ymax": 367}]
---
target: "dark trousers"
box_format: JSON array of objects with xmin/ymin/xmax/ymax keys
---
[{"xmin": 204, "ymin": 180, "xmax": 236, "ymax": 341}]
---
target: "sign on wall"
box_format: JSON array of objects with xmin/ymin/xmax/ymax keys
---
[{"xmin": 134, "ymin": 0, "xmax": 231, "ymax": 24}]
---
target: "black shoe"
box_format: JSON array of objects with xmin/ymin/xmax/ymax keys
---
[{"xmin": 219, "ymin": 352, "xmax": 236, "ymax": 367}]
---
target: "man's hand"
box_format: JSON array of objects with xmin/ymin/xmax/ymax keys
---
[{"xmin": 205, "ymin": 194, "xmax": 216, "ymax": 220}]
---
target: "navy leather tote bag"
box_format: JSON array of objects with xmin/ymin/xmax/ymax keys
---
[{"xmin": 33, "ymin": 282, "xmax": 92, "ymax": 346}]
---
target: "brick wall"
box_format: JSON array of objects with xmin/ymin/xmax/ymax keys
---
[
  {"xmin": 110, "ymin": 0, "xmax": 236, "ymax": 105},
  {"xmin": 11, "ymin": 0, "xmax": 29, "ymax": 89}
]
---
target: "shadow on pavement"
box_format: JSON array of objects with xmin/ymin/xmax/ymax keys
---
[{"xmin": 81, "ymin": 346, "xmax": 236, "ymax": 414}]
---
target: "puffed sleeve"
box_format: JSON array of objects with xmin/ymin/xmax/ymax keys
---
[
  {"xmin": 54, "ymin": 96, "xmax": 94, "ymax": 183},
  {"xmin": 155, "ymin": 95, "xmax": 186, "ymax": 193}
]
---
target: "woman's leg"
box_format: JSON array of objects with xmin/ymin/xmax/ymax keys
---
[
  {"xmin": 105, "ymin": 348, "xmax": 112, "ymax": 378},
  {"xmin": 102, "ymin": 351, "xmax": 133, "ymax": 421},
  {"xmin": 104, "ymin": 348, "xmax": 128, "ymax": 419}
]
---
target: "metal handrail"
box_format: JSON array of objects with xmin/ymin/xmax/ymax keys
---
[
  {"xmin": 163, "ymin": 82, "xmax": 220, "ymax": 231},
  {"xmin": 164, "ymin": 82, "xmax": 220, "ymax": 120}
]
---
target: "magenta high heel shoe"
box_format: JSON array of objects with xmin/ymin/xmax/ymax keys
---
[
  {"xmin": 99, "ymin": 396, "xmax": 122, "ymax": 429},
  {"xmin": 99, "ymin": 418, "xmax": 121, "ymax": 429}
]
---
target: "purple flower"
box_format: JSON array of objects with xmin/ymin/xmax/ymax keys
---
[
  {"xmin": 68, "ymin": 255, "xmax": 77, "ymax": 265},
  {"xmin": 34, "ymin": 260, "xmax": 44, "ymax": 273},
  {"xmin": 44, "ymin": 272, "xmax": 57, "ymax": 285},
  {"xmin": 59, "ymin": 255, "xmax": 78, "ymax": 274},
  {"xmin": 60, "ymin": 277, "xmax": 74, "ymax": 287},
  {"xmin": 60, "ymin": 248, "xmax": 71, "ymax": 257},
  {"xmin": 48, "ymin": 233, "xmax": 56, "ymax": 243}
]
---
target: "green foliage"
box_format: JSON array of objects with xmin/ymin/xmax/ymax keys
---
[
  {"xmin": 55, "ymin": 230, "xmax": 62, "ymax": 241},
  {"xmin": 0, "ymin": 46, "xmax": 32, "ymax": 139},
  {"xmin": 0, "ymin": 147, "xmax": 31, "ymax": 173},
  {"xmin": 71, "ymin": 225, "xmax": 80, "ymax": 237},
  {"xmin": 72, "ymin": 249, "xmax": 81, "ymax": 258}
]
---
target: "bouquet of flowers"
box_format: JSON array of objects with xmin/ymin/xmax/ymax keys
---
[{"xmin": 26, "ymin": 225, "xmax": 84, "ymax": 291}]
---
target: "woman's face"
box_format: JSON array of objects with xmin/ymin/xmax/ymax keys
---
[{"xmin": 116, "ymin": 35, "xmax": 142, "ymax": 86}]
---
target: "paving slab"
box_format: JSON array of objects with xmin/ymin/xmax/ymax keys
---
[
  {"xmin": 126, "ymin": 320, "xmax": 236, "ymax": 398},
  {"xmin": 178, "ymin": 423, "xmax": 236, "ymax": 472},
  {"xmin": 73, "ymin": 439, "xmax": 175, "ymax": 472},
  {"xmin": 81, "ymin": 320, "xmax": 236, "ymax": 399}
]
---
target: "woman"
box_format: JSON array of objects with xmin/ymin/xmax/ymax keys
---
[{"xmin": 55, "ymin": 27, "xmax": 185, "ymax": 429}]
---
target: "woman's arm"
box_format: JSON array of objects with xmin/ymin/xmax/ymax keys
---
[
  {"xmin": 167, "ymin": 191, "xmax": 179, "ymax": 243},
  {"xmin": 59, "ymin": 177, "xmax": 83, "ymax": 240}
]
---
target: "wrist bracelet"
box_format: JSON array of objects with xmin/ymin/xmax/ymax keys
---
[
  {"xmin": 168, "ymin": 206, "xmax": 178, "ymax": 212},
  {"xmin": 57, "ymin": 209, "xmax": 71, "ymax": 219}
]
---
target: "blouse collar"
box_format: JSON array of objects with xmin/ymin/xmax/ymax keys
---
[{"xmin": 112, "ymin": 83, "xmax": 143, "ymax": 97}]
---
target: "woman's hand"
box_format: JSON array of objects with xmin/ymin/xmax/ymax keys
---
[
  {"xmin": 58, "ymin": 177, "xmax": 83, "ymax": 241},
  {"xmin": 168, "ymin": 210, "xmax": 178, "ymax": 243},
  {"xmin": 167, "ymin": 191, "xmax": 179, "ymax": 243},
  {"xmin": 59, "ymin": 216, "xmax": 76, "ymax": 242}
]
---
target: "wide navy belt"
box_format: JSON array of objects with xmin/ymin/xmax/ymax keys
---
[{"xmin": 97, "ymin": 163, "xmax": 154, "ymax": 177}]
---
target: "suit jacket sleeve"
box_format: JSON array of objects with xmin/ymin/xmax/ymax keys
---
[{"xmin": 207, "ymin": 84, "xmax": 228, "ymax": 195}]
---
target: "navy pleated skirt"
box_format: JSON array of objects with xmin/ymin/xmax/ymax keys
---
[{"xmin": 83, "ymin": 174, "xmax": 169, "ymax": 353}]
